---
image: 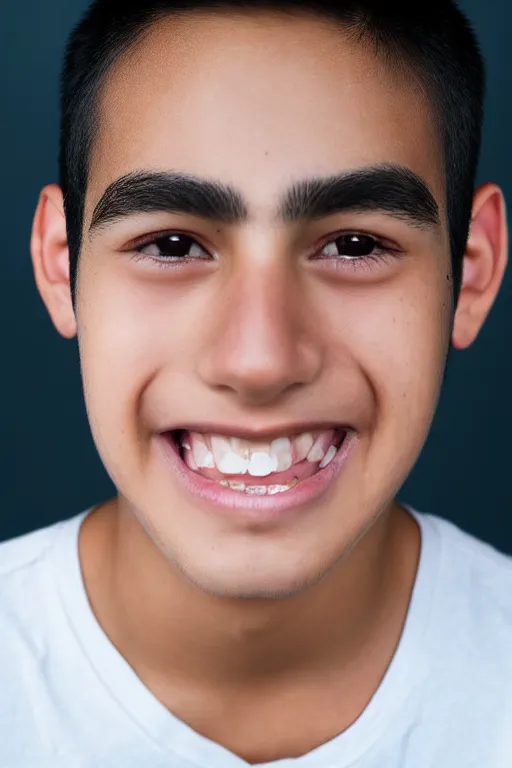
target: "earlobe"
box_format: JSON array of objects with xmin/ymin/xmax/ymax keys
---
[
  {"xmin": 452, "ymin": 183, "xmax": 508, "ymax": 350},
  {"xmin": 30, "ymin": 184, "xmax": 77, "ymax": 339}
]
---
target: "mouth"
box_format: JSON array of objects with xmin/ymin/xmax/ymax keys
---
[
  {"xmin": 157, "ymin": 425, "xmax": 355, "ymax": 518},
  {"xmin": 174, "ymin": 427, "xmax": 346, "ymax": 493}
]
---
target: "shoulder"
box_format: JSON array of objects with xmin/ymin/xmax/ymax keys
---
[
  {"xmin": 0, "ymin": 513, "xmax": 86, "ymax": 641},
  {"xmin": 0, "ymin": 514, "xmax": 87, "ymax": 761},
  {"xmin": 0, "ymin": 519, "xmax": 63, "ymax": 576},
  {"xmin": 421, "ymin": 510, "xmax": 512, "ymax": 594},
  {"xmin": 0, "ymin": 516, "xmax": 73, "ymax": 594},
  {"xmin": 393, "ymin": 510, "xmax": 512, "ymax": 766},
  {"xmin": 416, "ymin": 509, "xmax": 512, "ymax": 657},
  {"xmin": 0, "ymin": 514, "xmax": 86, "ymax": 680}
]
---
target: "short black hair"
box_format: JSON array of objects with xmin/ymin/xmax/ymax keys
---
[{"xmin": 60, "ymin": 0, "xmax": 485, "ymax": 303}]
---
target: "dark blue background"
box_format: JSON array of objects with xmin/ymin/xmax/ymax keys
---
[{"xmin": 1, "ymin": 1, "xmax": 511, "ymax": 546}]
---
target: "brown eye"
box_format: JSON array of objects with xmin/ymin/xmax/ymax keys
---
[
  {"xmin": 137, "ymin": 234, "xmax": 211, "ymax": 261},
  {"xmin": 321, "ymin": 233, "xmax": 381, "ymax": 259}
]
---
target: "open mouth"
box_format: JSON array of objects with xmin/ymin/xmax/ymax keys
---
[{"xmin": 168, "ymin": 427, "xmax": 348, "ymax": 496}]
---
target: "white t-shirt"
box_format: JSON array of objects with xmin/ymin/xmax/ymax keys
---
[{"xmin": 1, "ymin": 507, "xmax": 511, "ymax": 768}]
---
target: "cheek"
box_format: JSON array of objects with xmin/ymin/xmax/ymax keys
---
[
  {"xmin": 336, "ymin": 266, "xmax": 452, "ymax": 494},
  {"xmin": 75, "ymin": 265, "xmax": 197, "ymax": 473}
]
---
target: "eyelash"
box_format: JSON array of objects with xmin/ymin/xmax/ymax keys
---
[{"xmin": 130, "ymin": 230, "xmax": 401, "ymax": 270}]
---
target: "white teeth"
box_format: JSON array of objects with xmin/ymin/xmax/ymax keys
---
[
  {"xmin": 319, "ymin": 444, "xmax": 337, "ymax": 469},
  {"xmin": 219, "ymin": 480, "xmax": 293, "ymax": 494},
  {"xmin": 219, "ymin": 480, "xmax": 246, "ymax": 491},
  {"xmin": 184, "ymin": 448, "xmax": 198, "ymax": 471},
  {"xmin": 210, "ymin": 435, "xmax": 234, "ymax": 466},
  {"xmin": 266, "ymin": 484, "xmax": 292, "ymax": 495},
  {"xmin": 294, "ymin": 432, "xmax": 314, "ymax": 462},
  {"xmin": 216, "ymin": 452, "xmax": 249, "ymax": 475},
  {"xmin": 198, "ymin": 451, "xmax": 215, "ymax": 469},
  {"xmin": 245, "ymin": 485, "xmax": 268, "ymax": 495},
  {"xmin": 307, "ymin": 440, "xmax": 327, "ymax": 463},
  {"xmin": 270, "ymin": 437, "xmax": 293, "ymax": 472},
  {"xmin": 192, "ymin": 438, "xmax": 215, "ymax": 469},
  {"xmin": 186, "ymin": 430, "xmax": 338, "ymax": 476},
  {"xmin": 230, "ymin": 438, "xmax": 252, "ymax": 460},
  {"xmin": 247, "ymin": 451, "xmax": 278, "ymax": 477}
]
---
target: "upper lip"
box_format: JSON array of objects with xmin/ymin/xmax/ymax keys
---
[{"xmin": 163, "ymin": 422, "xmax": 351, "ymax": 440}]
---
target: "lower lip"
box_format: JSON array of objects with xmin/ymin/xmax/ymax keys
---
[{"xmin": 156, "ymin": 431, "xmax": 356, "ymax": 523}]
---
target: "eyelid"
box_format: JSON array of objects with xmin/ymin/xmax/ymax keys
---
[
  {"xmin": 124, "ymin": 226, "xmax": 404, "ymax": 260},
  {"xmin": 124, "ymin": 229, "xmax": 214, "ymax": 255},
  {"xmin": 315, "ymin": 228, "xmax": 404, "ymax": 255}
]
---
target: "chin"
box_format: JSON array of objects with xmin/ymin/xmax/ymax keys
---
[{"xmin": 173, "ymin": 545, "xmax": 333, "ymax": 601}]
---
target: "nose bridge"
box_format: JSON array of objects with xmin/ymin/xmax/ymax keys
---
[
  {"xmin": 232, "ymin": 259, "xmax": 295, "ymax": 341},
  {"xmin": 197, "ymin": 257, "xmax": 321, "ymax": 402}
]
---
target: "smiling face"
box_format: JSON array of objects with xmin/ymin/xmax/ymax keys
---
[{"xmin": 66, "ymin": 12, "xmax": 454, "ymax": 596}]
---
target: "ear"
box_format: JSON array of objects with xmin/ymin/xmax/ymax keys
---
[
  {"xmin": 452, "ymin": 183, "xmax": 508, "ymax": 349},
  {"xmin": 30, "ymin": 184, "xmax": 77, "ymax": 339}
]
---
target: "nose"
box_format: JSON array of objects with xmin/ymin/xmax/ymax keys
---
[{"xmin": 197, "ymin": 262, "xmax": 323, "ymax": 406}]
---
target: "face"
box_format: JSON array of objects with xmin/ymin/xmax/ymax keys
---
[{"xmin": 63, "ymin": 13, "xmax": 455, "ymax": 596}]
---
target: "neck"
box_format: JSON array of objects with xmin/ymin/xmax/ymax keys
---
[{"xmin": 79, "ymin": 497, "xmax": 420, "ymax": 694}]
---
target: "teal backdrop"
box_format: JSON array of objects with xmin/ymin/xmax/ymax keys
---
[{"xmin": 1, "ymin": 1, "xmax": 511, "ymax": 546}]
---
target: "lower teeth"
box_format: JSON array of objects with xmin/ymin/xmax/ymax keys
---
[{"xmin": 219, "ymin": 480, "xmax": 298, "ymax": 494}]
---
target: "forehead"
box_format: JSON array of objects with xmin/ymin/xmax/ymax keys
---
[{"xmin": 88, "ymin": 11, "xmax": 445, "ymax": 219}]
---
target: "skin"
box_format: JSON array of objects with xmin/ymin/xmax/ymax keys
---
[{"xmin": 30, "ymin": 11, "xmax": 507, "ymax": 764}]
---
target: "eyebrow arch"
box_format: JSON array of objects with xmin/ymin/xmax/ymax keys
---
[
  {"xmin": 88, "ymin": 163, "xmax": 440, "ymax": 234},
  {"xmin": 279, "ymin": 164, "xmax": 440, "ymax": 228}
]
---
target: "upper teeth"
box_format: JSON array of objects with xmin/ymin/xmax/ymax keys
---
[
  {"xmin": 247, "ymin": 452, "xmax": 277, "ymax": 477},
  {"xmin": 181, "ymin": 430, "xmax": 338, "ymax": 477},
  {"xmin": 319, "ymin": 444, "xmax": 337, "ymax": 469}
]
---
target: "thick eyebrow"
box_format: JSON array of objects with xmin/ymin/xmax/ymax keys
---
[
  {"xmin": 88, "ymin": 163, "xmax": 440, "ymax": 234},
  {"xmin": 89, "ymin": 171, "xmax": 247, "ymax": 232},
  {"xmin": 279, "ymin": 164, "xmax": 440, "ymax": 228}
]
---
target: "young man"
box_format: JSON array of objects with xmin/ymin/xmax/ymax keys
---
[{"xmin": 2, "ymin": 0, "xmax": 511, "ymax": 765}]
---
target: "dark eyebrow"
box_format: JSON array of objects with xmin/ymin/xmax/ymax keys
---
[
  {"xmin": 89, "ymin": 171, "xmax": 247, "ymax": 232},
  {"xmin": 88, "ymin": 163, "xmax": 440, "ymax": 234},
  {"xmin": 278, "ymin": 164, "xmax": 440, "ymax": 228}
]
